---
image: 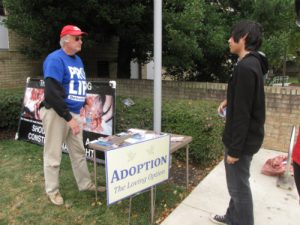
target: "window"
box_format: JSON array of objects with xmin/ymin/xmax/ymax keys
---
[
  {"xmin": 97, "ymin": 61, "xmax": 109, "ymax": 78},
  {"xmin": 0, "ymin": 1, "xmax": 8, "ymax": 49},
  {"xmin": 0, "ymin": 16, "xmax": 9, "ymax": 49},
  {"xmin": 0, "ymin": 0, "xmax": 4, "ymax": 16}
]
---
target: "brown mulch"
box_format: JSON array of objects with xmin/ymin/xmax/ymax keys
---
[
  {"xmin": 0, "ymin": 130, "xmax": 16, "ymax": 140},
  {"xmin": 168, "ymin": 158, "xmax": 220, "ymax": 190}
]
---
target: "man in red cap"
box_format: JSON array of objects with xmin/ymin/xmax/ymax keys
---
[
  {"xmin": 40, "ymin": 25, "xmax": 105, "ymax": 206},
  {"xmin": 213, "ymin": 21, "xmax": 268, "ymax": 225}
]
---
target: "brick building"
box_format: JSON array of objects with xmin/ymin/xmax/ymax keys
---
[{"xmin": 0, "ymin": 12, "xmax": 119, "ymax": 89}]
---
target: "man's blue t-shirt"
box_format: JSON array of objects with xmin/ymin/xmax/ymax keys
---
[{"xmin": 43, "ymin": 49, "xmax": 87, "ymax": 114}]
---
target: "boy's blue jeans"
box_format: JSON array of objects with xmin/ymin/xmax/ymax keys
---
[{"xmin": 224, "ymin": 148, "xmax": 254, "ymax": 225}]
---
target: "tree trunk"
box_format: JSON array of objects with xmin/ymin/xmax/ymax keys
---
[{"xmin": 117, "ymin": 39, "xmax": 132, "ymax": 79}]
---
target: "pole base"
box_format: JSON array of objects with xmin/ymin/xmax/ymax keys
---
[{"xmin": 276, "ymin": 174, "xmax": 295, "ymax": 190}]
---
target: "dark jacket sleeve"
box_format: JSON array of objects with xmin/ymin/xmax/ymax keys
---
[
  {"xmin": 43, "ymin": 77, "xmax": 72, "ymax": 122},
  {"xmin": 228, "ymin": 64, "xmax": 255, "ymax": 158}
]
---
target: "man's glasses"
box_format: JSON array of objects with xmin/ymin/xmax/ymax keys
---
[{"xmin": 74, "ymin": 36, "xmax": 83, "ymax": 41}]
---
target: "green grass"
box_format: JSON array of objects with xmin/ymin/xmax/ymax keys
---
[{"xmin": 0, "ymin": 140, "xmax": 186, "ymax": 225}]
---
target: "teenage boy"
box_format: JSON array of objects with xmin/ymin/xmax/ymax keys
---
[{"xmin": 212, "ymin": 20, "xmax": 268, "ymax": 225}]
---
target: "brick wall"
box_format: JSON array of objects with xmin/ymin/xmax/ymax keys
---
[
  {"xmin": 264, "ymin": 86, "xmax": 300, "ymax": 151},
  {"xmin": 0, "ymin": 31, "xmax": 118, "ymax": 89},
  {"xmin": 0, "ymin": 31, "xmax": 43, "ymax": 89},
  {"xmin": 111, "ymin": 79, "xmax": 299, "ymax": 152}
]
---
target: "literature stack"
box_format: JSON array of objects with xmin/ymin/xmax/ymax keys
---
[{"xmin": 89, "ymin": 128, "xmax": 165, "ymax": 151}]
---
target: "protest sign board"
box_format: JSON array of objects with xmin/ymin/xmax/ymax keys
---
[{"xmin": 16, "ymin": 77, "xmax": 116, "ymax": 162}]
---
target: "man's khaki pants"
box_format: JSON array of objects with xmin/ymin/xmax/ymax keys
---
[{"xmin": 40, "ymin": 107, "xmax": 92, "ymax": 195}]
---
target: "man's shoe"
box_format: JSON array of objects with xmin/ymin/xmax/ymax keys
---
[
  {"xmin": 210, "ymin": 214, "xmax": 228, "ymax": 225},
  {"xmin": 86, "ymin": 184, "xmax": 106, "ymax": 192},
  {"xmin": 48, "ymin": 192, "xmax": 64, "ymax": 206}
]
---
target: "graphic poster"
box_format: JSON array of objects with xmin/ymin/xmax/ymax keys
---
[{"xmin": 16, "ymin": 77, "xmax": 116, "ymax": 162}]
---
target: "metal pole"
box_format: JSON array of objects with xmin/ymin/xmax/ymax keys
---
[
  {"xmin": 150, "ymin": 187, "xmax": 155, "ymax": 224},
  {"xmin": 151, "ymin": 0, "xmax": 162, "ymax": 224},
  {"xmin": 276, "ymin": 125, "xmax": 296, "ymax": 190},
  {"xmin": 154, "ymin": 0, "xmax": 162, "ymax": 134},
  {"xmin": 186, "ymin": 145, "xmax": 190, "ymax": 190},
  {"xmin": 128, "ymin": 197, "xmax": 132, "ymax": 225},
  {"xmin": 93, "ymin": 149, "xmax": 98, "ymax": 202},
  {"xmin": 285, "ymin": 125, "xmax": 295, "ymax": 177},
  {"xmin": 296, "ymin": 0, "xmax": 300, "ymax": 27}
]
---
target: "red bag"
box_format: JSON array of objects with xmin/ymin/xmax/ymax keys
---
[{"xmin": 261, "ymin": 155, "xmax": 291, "ymax": 176}]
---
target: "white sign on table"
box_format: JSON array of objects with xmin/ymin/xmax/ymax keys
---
[{"xmin": 105, "ymin": 134, "xmax": 170, "ymax": 205}]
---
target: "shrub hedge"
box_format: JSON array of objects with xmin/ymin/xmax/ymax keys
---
[
  {"xmin": 0, "ymin": 88, "xmax": 24, "ymax": 130},
  {"xmin": 116, "ymin": 97, "xmax": 224, "ymax": 166},
  {"xmin": 0, "ymin": 89, "xmax": 225, "ymax": 167}
]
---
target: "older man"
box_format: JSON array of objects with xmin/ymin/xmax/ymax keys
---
[{"xmin": 40, "ymin": 25, "xmax": 105, "ymax": 206}]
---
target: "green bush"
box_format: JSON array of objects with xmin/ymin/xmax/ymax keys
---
[
  {"xmin": 116, "ymin": 97, "xmax": 153, "ymax": 131},
  {"xmin": 116, "ymin": 96, "xmax": 224, "ymax": 167},
  {"xmin": 0, "ymin": 88, "xmax": 24, "ymax": 130}
]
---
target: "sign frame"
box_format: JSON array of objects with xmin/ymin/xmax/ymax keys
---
[
  {"xmin": 104, "ymin": 134, "xmax": 170, "ymax": 205},
  {"xmin": 16, "ymin": 77, "xmax": 116, "ymax": 163}
]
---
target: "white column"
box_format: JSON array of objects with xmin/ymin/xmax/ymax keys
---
[{"xmin": 153, "ymin": 0, "xmax": 162, "ymax": 133}]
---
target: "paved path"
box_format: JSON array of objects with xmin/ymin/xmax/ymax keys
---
[{"xmin": 161, "ymin": 149, "xmax": 299, "ymax": 225}]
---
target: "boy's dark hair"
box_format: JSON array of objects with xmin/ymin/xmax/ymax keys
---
[{"xmin": 231, "ymin": 20, "xmax": 263, "ymax": 51}]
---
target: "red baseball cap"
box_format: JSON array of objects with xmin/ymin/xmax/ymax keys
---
[{"xmin": 60, "ymin": 25, "xmax": 87, "ymax": 38}]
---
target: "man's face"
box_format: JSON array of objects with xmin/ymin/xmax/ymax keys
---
[
  {"xmin": 66, "ymin": 35, "xmax": 83, "ymax": 53},
  {"xmin": 228, "ymin": 36, "xmax": 245, "ymax": 56}
]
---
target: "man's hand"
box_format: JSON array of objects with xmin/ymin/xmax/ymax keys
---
[
  {"xmin": 67, "ymin": 117, "xmax": 80, "ymax": 135},
  {"xmin": 218, "ymin": 99, "xmax": 227, "ymax": 115},
  {"xmin": 227, "ymin": 155, "xmax": 239, "ymax": 164}
]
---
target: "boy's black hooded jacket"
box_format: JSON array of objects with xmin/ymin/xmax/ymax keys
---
[{"xmin": 222, "ymin": 51, "xmax": 268, "ymax": 158}]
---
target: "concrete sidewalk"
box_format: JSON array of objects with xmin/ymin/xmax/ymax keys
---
[{"xmin": 161, "ymin": 149, "xmax": 299, "ymax": 225}]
